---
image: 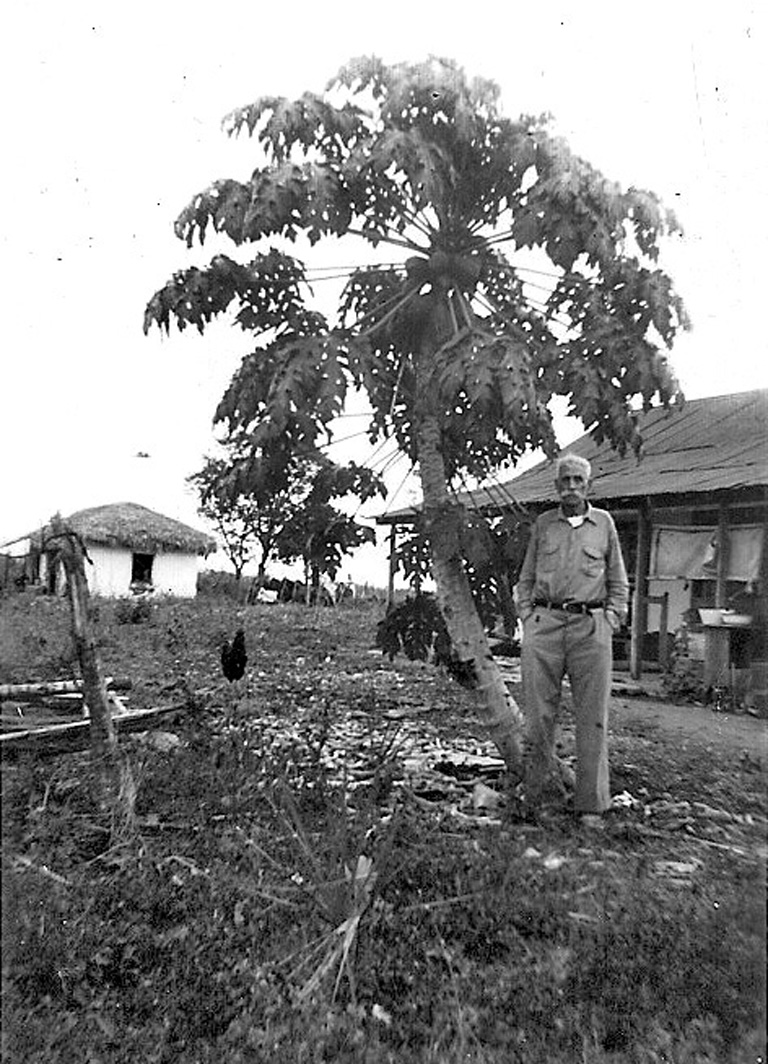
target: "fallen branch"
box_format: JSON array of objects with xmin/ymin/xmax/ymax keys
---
[
  {"xmin": 683, "ymin": 835, "xmax": 758, "ymax": 859},
  {"xmin": 11, "ymin": 855, "xmax": 71, "ymax": 887}
]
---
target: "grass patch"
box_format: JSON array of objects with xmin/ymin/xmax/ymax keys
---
[{"xmin": 2, "ymin": 595, "xmax": 765, "ymax": 1062}]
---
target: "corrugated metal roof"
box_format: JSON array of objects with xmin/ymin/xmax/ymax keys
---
[
  {"xmin": 378, "ymin": 389, "xmax": 768, "ymax": 522},
  {"xmin": 491, "ymin": 389, "xmax": 768, "ymax": 506}
]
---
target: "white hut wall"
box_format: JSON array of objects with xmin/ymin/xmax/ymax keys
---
[
  {"xmin": 152, "ymin": 551, "xmax": 199, "ymax": 597},
  {"xmin": 85, "ymin": 545, "xmax": 133, "ymax": 597}
]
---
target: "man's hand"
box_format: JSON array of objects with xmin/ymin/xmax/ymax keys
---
[{"xmin": 604, "ymin": 608, "xmax": 622, "ymax": 631}]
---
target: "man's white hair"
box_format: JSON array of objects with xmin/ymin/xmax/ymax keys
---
[{"xmin": 555, "ymin": 453, "xmax": 592, "ymax": 479}]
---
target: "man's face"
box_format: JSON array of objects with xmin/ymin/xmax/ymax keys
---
[{"xmin": 555, "ymin": 465, "xmax": 590, "ymax": 512}]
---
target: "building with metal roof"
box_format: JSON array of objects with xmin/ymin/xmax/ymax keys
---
[
  {"xmin": 378, "ymin": 389, "xmax": 767, "ymax": 690},
  {"xmin": 379, "ymin": 389, "xmax": 767, "ymax": 522},
  {"xmin": 474, "ymin": 388, "xmax": 767, "ymax": 509}
]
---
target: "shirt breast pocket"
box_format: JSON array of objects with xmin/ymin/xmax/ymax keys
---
[
  {"xmin": 582, "ymin": 545, "xmax": 605, "ymax": 577},
  {"xmin": 540, "ymin": 542, "xmax": 560, "ymax": 572}
]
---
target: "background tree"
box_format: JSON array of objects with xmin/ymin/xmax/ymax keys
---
[
  {"xmin": 188, "ymin": 451, "xmax": 264, "ymax": 582},
  {"xmin": 273, "ymin": 458, "xmax": 384, "ymax": 599},
  {"xmin": 188, "ymin": 438, "xmax": 314, "ymax": 584},
  {"xmin": 146, "ymin": 57, "xmax": 687, "ymax": 777},
  {"xmin": 191, "ymin": 442, "xmax": 383, "ymax": 593}
]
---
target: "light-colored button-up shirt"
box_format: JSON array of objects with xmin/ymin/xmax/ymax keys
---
[{"xmin": 516, "ymin": 504, "xmax": 629, "ymax": 621}]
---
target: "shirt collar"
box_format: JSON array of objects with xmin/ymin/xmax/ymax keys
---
[{"xmin": 557, "ymin": 503, "xmax": 596, "ymax": 524}]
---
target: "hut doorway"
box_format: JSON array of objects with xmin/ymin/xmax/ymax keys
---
[{"xmin": 131, "ymin": 552, "xmax": 154, "ymax": 587}]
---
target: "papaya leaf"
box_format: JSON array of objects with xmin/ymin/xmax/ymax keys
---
[{"xmin": 149, "ymin": 55, "xmax": 688, "ymax": 512}]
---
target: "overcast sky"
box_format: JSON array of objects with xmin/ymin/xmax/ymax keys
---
[{"xmin": 1, "ymin": 2, "xmax": 765, "ymax": 580}]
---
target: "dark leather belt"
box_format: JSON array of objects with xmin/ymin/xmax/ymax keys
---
[{"xmin": 533, "ymin": 600, "xmax": 605, "ymax": 614}]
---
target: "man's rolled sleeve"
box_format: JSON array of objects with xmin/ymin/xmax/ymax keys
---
[
  {"xmin": 515, "ymin": 525, "xmax": 538, "ymax": 620},
  {"xmin": 605, "ymin": 519, "xmax": 629, "ymax": 622}
]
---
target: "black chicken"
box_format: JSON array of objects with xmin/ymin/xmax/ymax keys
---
[{"xmin": 221, "ymin": 629, "xmax": 247, "ymax": 682}]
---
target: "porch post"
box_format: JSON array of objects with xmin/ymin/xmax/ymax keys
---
[
  {"xmin": 715, "ymin": 503, "xmax": 729, "ymax": 608},
  {"xmin": 630, "ymin": 499, "xmax": 652, "ymax": 680},
  {"xmin": 658, "ymin": 591, "xmax": 670, "ymax": 669}
]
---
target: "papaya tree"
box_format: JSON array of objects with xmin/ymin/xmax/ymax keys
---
[{"xmin": 145, "ymin": 57, "xmax": 687, "ymax": 777}]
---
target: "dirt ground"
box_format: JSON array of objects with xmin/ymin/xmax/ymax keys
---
[
  {"xmin": 612, "ymin": 691, "xmax": 768, "ymax": 763},
  {"xmin": 500, "ymin": 657, "xmax": 768, "ymax": 765}
]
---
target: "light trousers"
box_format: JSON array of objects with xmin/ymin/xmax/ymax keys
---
[{"xmin": 521, "ymin": 607, "xmax": 613, "ymax": 813}]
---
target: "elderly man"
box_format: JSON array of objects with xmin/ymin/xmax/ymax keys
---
[{"xmin": 516, "ymin": 454, "xmax": 629, "ymax": 822}]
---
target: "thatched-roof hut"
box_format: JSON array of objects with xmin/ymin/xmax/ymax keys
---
[{"xmin": 34, "ymin": 502, "xmax": 216, "ymax": 598}]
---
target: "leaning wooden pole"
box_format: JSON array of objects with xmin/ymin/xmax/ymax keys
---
[{"xmin": 45, "ymin": 516, "xmax": 136, "ymax": 837}]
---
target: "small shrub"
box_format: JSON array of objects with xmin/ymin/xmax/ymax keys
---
[
  {"xmin": 197, "ymin": 569, "xmax": 254, "ymax": 602},
  {"xmin": 662, "ymin": 628, "xmax": 707, "ymax": 702}
]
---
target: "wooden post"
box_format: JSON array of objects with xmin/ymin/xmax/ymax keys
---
[
  {"xmin": 645, "ymin": 592, "xmax": 670, "ymax": 668},
  {"xmin": 386, "ymin": 525, "xmax": 398, "ymax": 609},
  {"xmin": 46, "ymin": 517, "xmax": 135, "ymax": 837},
  {"xmin": 715, "ymin": 503, "xmax": 729, "ymax": 608},
  {"xmin": 704, "ymin": 628, "xmax": 730, "ymax": 688},
  {"xmin": 630, "ymin": 499, "xmax": 652, "ymax": 680},
  {"xmin": 658, "ymin": 591, "xmax": 670, "ymax": 669}
]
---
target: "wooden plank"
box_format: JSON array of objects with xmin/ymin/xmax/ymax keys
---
[
  {"xmin": 0, "ymin": 677, "xmax": 130, "ymax": 698},
  {"xmin": 1, "ymin": 680, "xmax": 76, "ymax": 697},
  {"xmin": 2, "ymin": 692, "xmax": 131, "ymax": 727},
  {"xmin": 0, "ymin": 703, "xmax": 186, "ymax": 756},
  {"xmin": 1, "ymin": 694, "xmax": 84, "ymax": 712},
  {"xmin": 2, "ymin": 714, "xmax": 77, "ymax": 730}
]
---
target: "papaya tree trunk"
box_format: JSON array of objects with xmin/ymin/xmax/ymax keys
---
[
  {"xmin": 413, "ymin": 301, "xmax": 525, "ymax": 776},
  {"xmin": 49, "ymin": 519, "xmax": 136, "ymax": 838},
  {"xmin": 415, "ymin": 410, "xmax": 525, "ymax": 776}
]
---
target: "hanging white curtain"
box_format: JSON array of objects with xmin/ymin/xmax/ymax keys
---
[{"xmin": 651, "ymin": 525, "xmax": 764, "ymax": 581}]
